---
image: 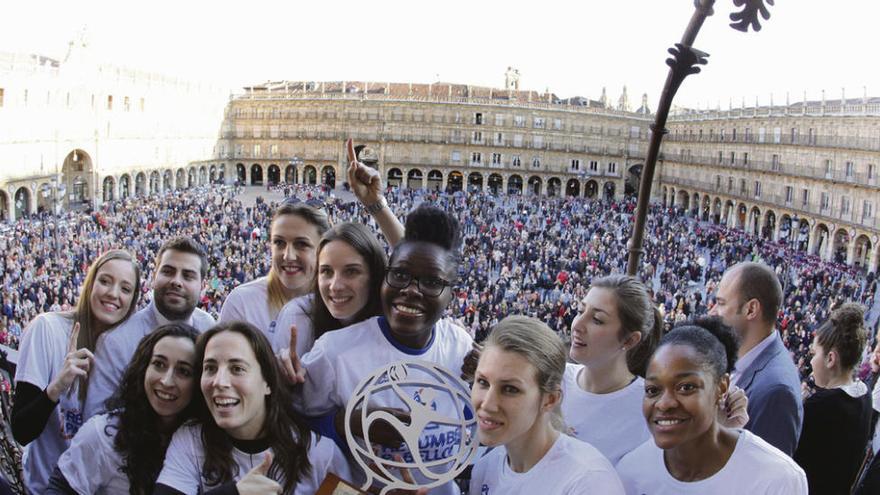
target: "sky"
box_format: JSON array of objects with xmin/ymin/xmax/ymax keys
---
[{"xmin": 2, "ymin": 0, "xmax": 878, "ymax": 108}]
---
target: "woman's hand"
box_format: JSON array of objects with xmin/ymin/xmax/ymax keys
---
[
  {"xmin": 236, "ymin": 453, "xmax": 282, "ymax": 495},
  {"xmin": 347, "ymin": 138, "xmax": 384, "ymax": 206},
  {"xmin": 276, "ymin": 324, "xmax": 306, "ymax": 385},
  {"xmin": 46, "ymin": 323, "xmax": 93, "ymax": 402}
]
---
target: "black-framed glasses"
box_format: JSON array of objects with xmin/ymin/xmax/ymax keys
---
[{"xmin": 385, "ymin": 268, "xmax": 451, "ymax": 297}]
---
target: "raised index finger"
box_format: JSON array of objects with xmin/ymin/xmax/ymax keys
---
[
  {"xmin": 68, "ymin": 322, "xmax": 81, "ymax": 353},
  {"xmin": 288, "ymin": 324, "xmax": 299, "ymax": 361},
  {"xmin": 346, "ymin": 138, "xmax": 357, "ymax": 163}
]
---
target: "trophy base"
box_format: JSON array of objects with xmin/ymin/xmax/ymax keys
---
[{"xmin": 317, "ymin": 473, "xmax": 371, "ymax": 495}]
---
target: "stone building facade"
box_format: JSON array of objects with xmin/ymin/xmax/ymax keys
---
[
  {"xmin": 0, "ymin": 36, "xmax": 228, "ymax": 221},
  {"xmin": 659, "ymin": 97, "xmax": 880, "ymax": 272},
  {"xmin": 216, "ymin": 81, "xmax": 652, "ymax": 202}
]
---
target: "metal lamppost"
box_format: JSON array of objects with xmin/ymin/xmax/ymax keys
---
[
  {"xmin": 626, "ymin": 0, "xmax": 775, "ymax": 276},
  {"xmin": 288, "ymin": 157, "xmax": 302, "ymax": 184}
]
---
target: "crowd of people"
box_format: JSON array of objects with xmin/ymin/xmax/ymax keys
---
[
  {"xmin": 0, "ymin": 156, "xmax": 879, "ymax": 493},
  {"xmin": 2, "ymin": 182, "xmax": 878, "ymax": 389}
]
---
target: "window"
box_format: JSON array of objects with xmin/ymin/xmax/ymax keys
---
[
  {"xmin": 554, "ymin": 119, "xmax": 563, "ymax": 130},
  {"xmin": 139, "ymin": 97, "xmax": 145, "ymax": 112},
  {"xmin": 495, "ymin": 132, "xmax": 504, "ymax": 145},
  {"xmin": 740, "ymin": 179, "xmax": 747, "ymax": 195},
  {"xmin": 474, "ymin": 112, "xmax": 483, "ymax": 125},
  {"xmin": 845, "ymin": 161, "xmax": 854, "ymax": 178},
  {"xmin": 729, "ymin": 152, "xmax": 735, "ymax": 165},
  {"xmin": 570, "ymin": 159, "xmax": 580, "ymax": 171},
  {"xmin": 790, "ymin": 128, "xmax": 798, "ymax": 143},
  {"xmin": 808, "ymin": 128, "xmax": 815, "ymax": 145},
  {"xmin": 717, "ymin": 151, "xmax": 723, "ymax": 164},
  {"xmin": 451, "ymin": 151, "xmax": 461, "ymax": 163},
  {"xmin": 728, "ymin": 177, "xmax": 734, "ymax": 192},
  {"xmin": 607, "ymin": 162, "xmax": 617, "ymax": 174},
  {"xmin": 864, "ymin": 201, "xmax": 874, "ymax": 220},
  {"xmin": 841, "ymin": 196, "xmax": 851, "ymax": 215},
  {"xmin": 270, "ymin": 144, "xmax": 278, "ymax": 156},
  {"xmin": 253, "ymin": 126, "xmax": 262, "ymax": 138},
  {"xmin": 869, "ymin": 164, "xmax": 876, "ymax": 180},
  {"xmin": 732, "ymin": 128, "xmax": 737, "ymax": 142},
  {"xmin": 820, "ymin": 192, "xmax": 830, "ymax": 212},
  {"xmin": 495, "ymin": 114, "xmax": 504, "ymax": 126},
  {"xmin": 802, "ymin": 189, "xmax": 809, "ymax": 207},
  {"xmin": 235, "ymin": 125, "xmax": 244, "ymax": 138},
  {"xmin": 253, "ymin": 144, "xmax": 261, "ymax": 157},
  {"xmin": 512, "ymin": 155, "xmax": 521, "ymax": 167},
  {"xmin": 532, "ymin": 158, "xmax": 541, "ymax": 168},
  {"xmin": 492, "ymin": 153, "xmax": 502, "ymax": 165},
  {"xmin": 771, "ymin": 154, "xmax": 780, "ymax": 172},
  {"xmin": 124, "ymin": 96, "xmax": 130, "ymax": 112},
  {"xmin": 472, "ymin": 131, "xmax": 483, "ymax": 143},
  {"xmin": 744, "ymin": 128, "xmax": 751, "ymax": 142},
  {"xmin": 514, "ymin": 115, "xmax": 525, "ymax": 127},
  {"xmin": 234, "ymin": 144, "xmax": 243, "ymax": 158},
  {"xmin": 533, "ymin": 135, "xmax": 543, "ymax": 148},
  {"xmin": 471, "ymin": 152, "xmax": 482, "ymax": 164},
  {"xmin": 715, "ymin": 175, "xmax": 722, "ymax": 190},
  {"xmin": 743, "ymin": 152, "xmax": 749, "ymax": 165},
  {"xmin": 533, "ymin": 117, "xmax": 545, "ymax": 129},
  {"xmin": 773, "ymin": 127, "xmax": 781, "ymax": 144},
  {"xmin": 107, "ymin": 95, "xmax": 113, "ymax": 110},
  {"xmin": 720, "ymin": 129, "xmax": 725, "ymax": 141},
  {"xmin": 454, "ymin": 112, "xmax": 462, "ymax": 124},
  {"xmin": 590, "ymin": 161, "xmax": 599, "ymax": 172},
  {"xmin": 824, "ymin": 159, "xmax": 833, "ymax": 177},
  {"xmin": 785, "ymin": 186, "xmax": 793, "ymax": 204},
  {"xmin": 758, "ymin": 127, "xmax": 765, "ymax": 143},
  {"xmin": 753, "ymin": 181, "xmax": 761, "ymax": 198},
  {"xmin": 0, "ymin": 88, "xmax": 3, "ymax": 107},
  {"xmin": 513, "ymin": 134, "xmax": 523, "ymax": 147}
]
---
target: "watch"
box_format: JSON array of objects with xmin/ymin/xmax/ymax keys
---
[{"xmin": 364, "ymin": 196, "xmax": 387, "ymax": 214}]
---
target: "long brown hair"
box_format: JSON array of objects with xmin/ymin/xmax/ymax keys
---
[
  {"xmin": 195, "ymin": 321, "xmax": 312, "ymax": 492},
  {"xmin": 310, "ymin": 222, "xmax": 386, "ymax": 339},
  {"xmin": 589, "ymin": 274, "xmax": 662, "ymax": 377},
  {"xmin": 266, "ymin": 203, "xmax": 330, "ymax": 317},
  {"xmin": 69, "ymin": 249, "xmax": 141, "ymax": 401}
]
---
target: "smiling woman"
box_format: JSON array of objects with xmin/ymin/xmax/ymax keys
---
[
  {"xmin": 294, "ymin": 204, "xmax": 473, "ymax": 495},
  {"xmin": 219, "ymin": 203, "xmax": 330, "ymax": 341},
  {"xmin": 11, "ymin": 249, "xmax": 141, "ymax": 494},
  {"xmin": 154, "ymin": 321, "xmax": 351, "ymax": 494},
  {"xmin": 616, "ymin": 317, "xmax": 808, "ymax": 495},
  {"xmin": 46, "ymin": 323, "xmax": 199, "ymax": 495}
]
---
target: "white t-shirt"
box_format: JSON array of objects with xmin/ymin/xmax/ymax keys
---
[
  {"xmin": 219, "ymin": 277, "xmax": 278, "ymax": 340},
  {"xmin": 14, "ymin": 313, "xmax": 83, "ymax": 494},
  {"xmin": 469, "ymin": 433, "xmax": 624, "ymax": 495},
  {"xmin": 560, "ymin": 364, "xmax": 650, "ymax": 464},
  {"xmin": 272, "ymin": 294, "xmax": 316, "ymax": 356},
  {"xmin": 57, "ymin": 413, "xmax": 128, "ymax": 494},
  {"xmin": 156, "ymin": 423, "xmax": 352, "ymax": 494},
  {"xmin": 616, "ymin": 430, "xmax": 808, "ymax": 495},
  {"xmin": 299, "ymin": 316, "xmax": 473, "ymax": 495},
  {"xmin": 85, "ymin": 302, "xmax": 216, "ymax": 419}
]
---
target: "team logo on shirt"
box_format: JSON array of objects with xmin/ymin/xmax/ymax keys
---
[
  {"xmin": 59, "ymin": 406, "xmax": 83, "ymax": 440},
  {"xmin": 481, "ymin": 484, "xmax": 489, "ymax": 494}
]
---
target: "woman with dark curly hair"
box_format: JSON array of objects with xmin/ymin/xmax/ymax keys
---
[
  {"xmin": 46, "ymin": 323, "xmax": 199, "ymax": 494},
  {"xmin": 155, "ymin": 321, "xmax": 350, "ymax": 494},
  {"xmin": 617, "ymin": 317, "xmax": 807, "ymax": 495}
]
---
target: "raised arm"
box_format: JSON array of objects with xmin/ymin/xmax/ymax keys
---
[{"xmin": 346, "ymin": 138, "xmax": 405, "ymax": 247}]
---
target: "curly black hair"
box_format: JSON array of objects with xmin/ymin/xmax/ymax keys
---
[
  {"xmin": 105, "ymin": 323, "xmax": 200, "ymax": 495},
  {"xmin": 659, "ymin": 316, "xmax": 739, "ymax": 379},
  {"xmin": 398, "ymin": 203, "xmax": 462, "ymax": 272}
]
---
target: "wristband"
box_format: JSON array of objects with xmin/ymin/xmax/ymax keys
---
[{"xmin": 365, "ymin": 197, "xmax": 387, "ymax": 214}]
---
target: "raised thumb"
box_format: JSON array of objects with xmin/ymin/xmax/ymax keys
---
[{"xmin": 254, "ymin": 452, "xmax": 273, "ymax": 475}]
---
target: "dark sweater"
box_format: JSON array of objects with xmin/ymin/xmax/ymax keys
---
[{"xmin": 794, "ymin": 385, "xmax": 873, "ymax": 495}]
